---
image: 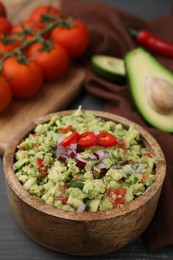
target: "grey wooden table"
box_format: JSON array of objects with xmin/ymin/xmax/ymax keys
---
[{"xmin": 1, "ymin": 0, "xmax": 173, "ymax": 259}]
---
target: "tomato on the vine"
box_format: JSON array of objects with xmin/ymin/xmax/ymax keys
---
[
  {"xmin": 51, "ymin": 19, "xmax": 90, "ymax": 57},
  {"xmin": 2, "ymin": 57, "xmax": 43, "ymax": 98},
  {"xmin": 0, "ymin": 34, "xmax": 20, "ymax": 56},
  {"xmin": 11, "ymin": 20, "xmax": 47, "ymax": 41},
  {"xmin": 30, "ymin": 5, "xmax": 60, "ymax": 23},
  {"xmin": 0, "ymin": 76, "xmax": 12, "ymax": 112},
  {"xmin": 0, "ymin": 17, "xmax": 12, "ymax": 34},
  {"xmin": 26, "ymin": 41, "xmax": 69, "ymax": 81},
  {"xmin": 0, "ymin": 2, "xmax": 6, "ymax": 17}
]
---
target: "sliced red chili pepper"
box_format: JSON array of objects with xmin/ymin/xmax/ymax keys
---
[
  {"xmin": 60, "ymin": 131, "xmax": 80, "ymax": 147},
  {"xmin": 59, "ymin": 124, "xmax": 73, "ymax": 133},
  {"xmin": 107, "ymin": 188, "xmax": 126, "ymax": 207},
  {"xmin": 97, "ymin": 132, "xmax": 117, "ymax": 147},
  {"xmin": 77, "ymin": 131, "xmax": 97, "ymax": 148},
  {"xmin": 36, "ymin": 157, "xmax": 47, "ymax": 176}
]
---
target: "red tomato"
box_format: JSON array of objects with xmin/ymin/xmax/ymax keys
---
[
  {"xmin": 108, "ymin": 188, "xmax": 126, "ymax": 207},
  {"xmin": 0, "ymin": 34, "xmax": 20, "ymax": 56},
  {"xmin": 97, "ymin": 133, "xmax": 117, "ymax": 147},
  {"xmin": 0, "ymin": 17, "xmax": 12, "ymax": 34},
  {"xmin": 51, "ymin": 19, "xmax": 89, "ymax": 57},
  {"xmin": 117, "ymin": 138, "xmax": 126, "ymax": 149},
  {"xmin": 56, "ymin": 195, "xmax": 67, "ymax": 205},
  {"xmin": 77, "ymin": 132, "xmax": 97, "ymax": 148},
  {"xmin": 59, "ymin": 125, "xmax": 73, "ymax": 133},
  {"xmin": 30, "ymin": 5, "xmax": 60, "ymax": 23},
  {"xmin": 0, "ymin": 76, "xmax": 12, "ymax": 112},
  {"xmin": 26, "ymin": 41, "xmax": 69, "ymax": 81},
  {"xmin": 0, "ymin": 2, "xmax": 6, "ymax": 17},
  {"xmin": 60, "ymin": 132, "xmax": 80, "ymax": 147},
  {"xmin": 36, "ymin": 157, "xmax": 47, "ymax": 176},
  {"xmin": 2, "ymin": 57, "xmax": 43, "ymax": 98}
]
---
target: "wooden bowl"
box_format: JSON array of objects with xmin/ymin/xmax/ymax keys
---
[{"xmin": 3, "ymin": 110, "xmax": 166, "ymax": 256}]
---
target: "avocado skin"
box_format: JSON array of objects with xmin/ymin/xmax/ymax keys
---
[
  {"xmin": 91, "ymin": 55, "xmax": 126, "ymax": 84},
  {"xmin": 125, "ymin": 47, "xmax": 173, "ymax": 133}
]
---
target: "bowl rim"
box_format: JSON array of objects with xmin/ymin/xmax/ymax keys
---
[{"xmin": 3, "ymin": 110, "xmax": 166, "ymax": 221}]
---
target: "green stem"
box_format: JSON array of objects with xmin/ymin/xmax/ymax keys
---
[
  {"xmin": 121, "ymin": 21, "xmax": 139, "ymax": 38},
  {"xmin": 0, "ymin": 18, "xmax": 66, "ymax": 73}
]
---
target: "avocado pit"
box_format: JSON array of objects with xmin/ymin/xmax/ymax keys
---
[{"xmin": 145, "ymin": 76, "xmax": 173, "ymax": 115}]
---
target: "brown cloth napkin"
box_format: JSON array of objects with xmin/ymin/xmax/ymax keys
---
[{"xmin": 61, "ymin": 0, "xmax": 173, "ymax": 251}]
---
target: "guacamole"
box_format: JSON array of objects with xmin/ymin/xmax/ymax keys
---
[{"xmin": 13, "ymin": 109, "xmax": 156, "ymax": 212}]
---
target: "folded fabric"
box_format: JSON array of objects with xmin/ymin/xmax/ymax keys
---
[{"xmin": 61, "ymin": 0, "xmax": 173, "ymax": 250}]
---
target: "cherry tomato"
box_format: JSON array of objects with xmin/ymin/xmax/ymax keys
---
[
  {"xmin": 0, "ymin": 2, "xmax": 6, "ymax": 17},
  {"xmin": 51, "ymin": 19, "xmax": 89, "ymax": 57},
  {"xmin": 0, "ymin": 17, "xmax": 12, "ymax": 34},
  {"xmin": 97, "ymin": 132, "xmax": 117, "ymax": 147},
  {"xmin": 60, "ymin": 132, "xmax": 80, "ymax": 147},
  {"xmin": 0, "ymin": 34, "xmax": 20, "ymax": 57},
  {"xmin": 26, "ymin": 41, "xmax": 69, "ymax": 81},
  {"xmin": 2, "ymin": 57, "xmax": 43, "ymax": 98},
  {"xmin": 107, "ymin": 188, "xmax": 126, "ymax": 207},
  {"xmin": 77, "ymin": 132, "xmax": 97, "ymax": 148},
  {"xmin": 30, "ymin": 5, "xmax": 60, "ymax": 23},
  {"xmin": 0, "ymin": 76, "xmax": 12, "ymax": 112},
  {"xmin": 36, "ymin": 157, "xmax": 47, "ymax": 176}
]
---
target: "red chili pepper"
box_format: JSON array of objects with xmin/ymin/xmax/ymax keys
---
[{"xmin": 123, "ymin": 22, "xmax": 173, "ymax": 58}]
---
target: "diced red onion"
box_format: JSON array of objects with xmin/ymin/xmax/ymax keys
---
[
  {"xmin": 68, "ymin": 149, "xmax": 77, "ymax": 159},
  {"xmin": 100, "ymin": 168, "xmax": 108, "ymax": 177},
  {"xmin": 104, "ymin": 151, "xmax": 110, "ymax": 158},
  {"xmin": 92, "ymin": 130, "xmax": 100, "ymax": 135},
  {"xmin": 55, "ymin": 145, "xmax": 66, "ymax": 155},
  {"xmin": 58, "ymin": 155, "xmax": 68, "ymax": 164},
  {"xmin": 94, "ymin": 150, "xmax": 105, "ymax": 160},
  {"xmin": 76, "ymin": 144, "xmax": 84, "ymax": 153},
  {"xmin": 96, "ymin": 162, "xmax": 106, "ymax": 169},
  {"xmin": 69, "ymin": 143, "xmax": 77, "ymax": 150},
  {"xmin": 57, "ymin": 134, "xmax": 65, "ymax": 144},
  {"xmin": 75, "ymin": 153, "xmax": 82, "ymax": 160},
  {"xmin": 77, "ymin": 203, "xmax": 86, "ymax": 212},
  {"xmin": 88, "ymin": 154, "xmax": 97, "ymax": 160},
  {"xmin": 76, "ymin": 159, "xmax": 87, "ymax": 169}
]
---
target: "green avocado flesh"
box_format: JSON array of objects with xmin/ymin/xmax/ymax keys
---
[
  {"xmin": 125, "ymin": 48, "xmax": 173, "ymax": 132},
  {"xmin": 91, "ymin": 55, "xmax": 126, "ymax": 84}
]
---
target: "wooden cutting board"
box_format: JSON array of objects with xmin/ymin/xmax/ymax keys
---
[{"xmin": 0, "ymin": 0, "xmax": 86, "ymax": 155}]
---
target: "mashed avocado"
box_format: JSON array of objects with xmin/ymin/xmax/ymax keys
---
[{"xmin": 14, "ymin": 109, "xmax": 156, "ymax": 212}]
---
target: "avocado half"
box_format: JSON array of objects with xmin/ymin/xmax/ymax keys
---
[
  {"xmin": 91, "ymin": 55, "xmax": 126, "ymax": 84},
  {"xmin": 125, "ymin": 48, "xmax": 173, "ymax": 132}
]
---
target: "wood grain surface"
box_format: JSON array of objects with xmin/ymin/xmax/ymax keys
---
[{"xmin": 0, "ymin": 0, "xmax": 85, "ymax": 155}]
